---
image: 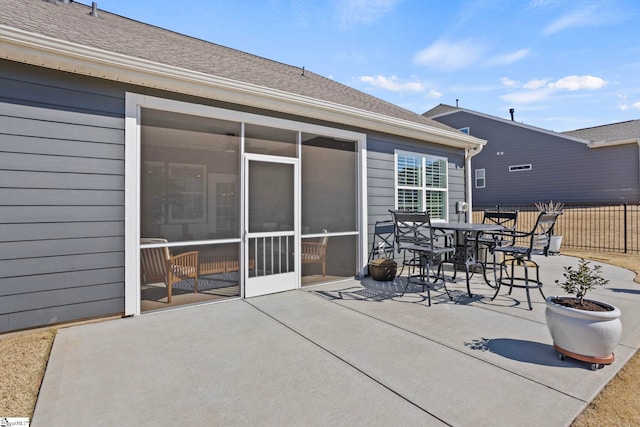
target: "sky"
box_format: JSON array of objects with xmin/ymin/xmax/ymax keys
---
[{"xmin": 86, "ymin": 0, "xmax": 640, "ymax": 132}]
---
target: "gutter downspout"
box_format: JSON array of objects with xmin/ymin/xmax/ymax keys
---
[{"xmin": 465, "ymin": 144, "xmax": 484, "ymax": 223}]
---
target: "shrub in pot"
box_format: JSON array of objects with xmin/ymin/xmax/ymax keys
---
[{"xmin": 545, "ymin": 258, "xmax": 621, "ymax": 370}]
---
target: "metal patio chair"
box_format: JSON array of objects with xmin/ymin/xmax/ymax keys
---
[
  {"xmin": 477, "ymin": 210, "xmax": 519, "ymax": 287},
  {"xmin": 389, "ymin": 210, "xmax": 454, "ymax": 306},
  {"xmin": 368, "ymin": 219, "xmax": 396, "ymax": 261},
  {"xmin": 491, "ymin": 211, "xmax": 561, "ymax": 310}
]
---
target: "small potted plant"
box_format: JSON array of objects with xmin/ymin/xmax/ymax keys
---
[
  {"xmin": 545, "ymin": 258, "xmax": 622, "ymax": 370},
  {"xmin": 535, "ymin": 200, "xmax": 564, "ymax": 253}
]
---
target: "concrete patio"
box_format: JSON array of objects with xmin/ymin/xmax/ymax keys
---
[{"xmin": 33, "ymin": 255, "xmax": 640, "ymax": 426}]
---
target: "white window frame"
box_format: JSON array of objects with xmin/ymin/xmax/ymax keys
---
[
  {"xmin": 394, "ymin": 150, "xmax": 448, "ymax": 222},
  {"xmin": 509, "ymin": 164, "xmax": 532, "ymax": 172},
  {"xmin": 475, "ymin": 168, "xmax": 486, "ymax": 188}
]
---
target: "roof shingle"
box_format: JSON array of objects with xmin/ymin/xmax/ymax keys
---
[
  {"xmin": 562, "ymin": 120, "xmax": 640, "ymax": 143},
  {"xmin": 0, "ymin": 0, "xmax": 454, "ymax": 132}
]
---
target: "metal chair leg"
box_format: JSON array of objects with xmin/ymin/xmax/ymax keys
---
[{"xmin": 493, "ymin": 255, "xmax": 544, "ymax": 310}]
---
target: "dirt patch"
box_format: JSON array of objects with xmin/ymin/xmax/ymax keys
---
[
  {"xmin": 550, "ymin": 297, "xmax": 612, "ymax": 312},
  {"xmin": 572, "ymin": 348, "xmax": 640, "ymax": 426},
  {"xmin": 0, "ymin": 329, "xmax": 56, "ymax": 417},
  {"xmin": 562, "ymin": 249, "xmax": 640, "ymax": 284},
  {"xmin": 568, "ymin": 250, "xmax": 640, "ymax": 426}
]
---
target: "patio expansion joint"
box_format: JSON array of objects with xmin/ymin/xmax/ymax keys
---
[
  {"xmin": 243, "ymin": 298, "xmax": 455, "ymax": 427},
  {"xmin": 307, "ymin": 290, "xmax": 590, "ymax": 404},
  {"xmin": 472, "ymin": 303, "xmax": 549, "ymax": 326}
]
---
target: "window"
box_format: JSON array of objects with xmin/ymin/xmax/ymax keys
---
[
  {"xmin": 509, "ymin": 164, "xmax": 532, "ymax": 172},
  {"xmin": 459, "ymin": 127, "xmax": 470, "ymax": 135},
  {"xmin": 395, "ymin": 151, "xmax": 448, "ymax": 220},
  {"xmin": 475, "ymin": 168, "xmax": 486, "ymax": 188},
  {"xmin": 168, "ymin": 163, "xmax": 206, "ymax": 223}
]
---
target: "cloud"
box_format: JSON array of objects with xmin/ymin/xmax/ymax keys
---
[
  {"xmin": 501, "ymin": 88, "xmax": 554, "ymax": 104},
  {"xmin": 500, "ymin": 75, "xmax": 608, "ymax": 104},
  {"xmin": 619, "ymin": 101, "xmax": 640, "ymax": 111},
  {"xmin": 543, "ymin": 4, "xmax": 598, "ymax": 35},
  {"xmin": 336, "ymin": 0, "xmax": 403, "ymax": 29},
  {"xmin": 548, "ymin": 75, "xmax": 607, "ymax": 91},
  {"xmin": 523, "ymin": 79, "xmax": 549, "ymax": 90},
  {"xmin": 540, "ymin": 3, "xmax": 627, "ymax": 36},
  {"xmin": 500, "ymin": 77, "xmax": 519, "ymax": 88},
  {"xmin": 413, "ymin": 39, "xmax": 486, "ymax": 71},
  {"xmin": 427, "ymin": 89, "xmax": 442, "ymax": 99},
  {"xmin": 526, "ymin": 0, "xmax": 557, "ymax": 10},
  {"xmin": 485, "ymin": 49, "xmax": 530, "ymax": 67},
  {"xmin": 359, "ymin": 75, "xmax": 426, "ymax": 93}
]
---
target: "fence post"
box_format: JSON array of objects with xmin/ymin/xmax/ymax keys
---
[{"xmin": 624, "ymin": 203, "xmax": 628, "ymax": 254}]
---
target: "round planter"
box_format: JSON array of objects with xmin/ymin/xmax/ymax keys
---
[
  {"xmin": 545, "ymin": 296, "xmax": 621, "ymax": 363},
  {"xmin": 369, "ymin": 258, "xmax": 397, "ymax": 281}
]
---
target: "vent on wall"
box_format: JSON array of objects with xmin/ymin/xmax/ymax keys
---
[{"xmin": 509, "ymin": 164, "xmax": 532, "ymax": 172}]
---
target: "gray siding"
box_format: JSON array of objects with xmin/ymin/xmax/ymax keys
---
[
  {"xmin": 366, "ymin": 133, "xmax": 467, "ymax": 261},
  {"xmin": 0, "ymin": 60, "xmax": 125, "ymax": 332},
  {"xmin": 433, "ymin": 112, "xmax": 640, "ymax": 204},
  {"xmin": 0, "ymin": 60, "xmax": 469, "ymax": 332}
]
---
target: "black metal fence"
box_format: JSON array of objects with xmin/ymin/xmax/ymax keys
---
[{"xmin": 472, "ymin": 203, "xmax": 640, "ymax": 254}]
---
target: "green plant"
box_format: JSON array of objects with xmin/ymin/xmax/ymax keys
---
[
  {"xmin": 555, "ymin": 258, "xmax": 609, "ymax": 305},
  {"xmin": 535, "ymin": 200, "xmax": 564, "ymax": 213}
]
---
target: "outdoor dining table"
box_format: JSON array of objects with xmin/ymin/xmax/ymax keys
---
[{"xmin": 432, "ymin": 222, "xmax": 505, "ymax": 297}]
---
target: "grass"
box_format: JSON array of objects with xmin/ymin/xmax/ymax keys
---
[
  {"xmin": 563, "ymin": 250, "xmax": 640, "ymax": 426},
  {"xmin": 0, "ymin": 328, "xmax": 56, "ymax": 417},
  {"xmin": 0, "ymin": 250, "xmax": 638, "ymax": 423}
]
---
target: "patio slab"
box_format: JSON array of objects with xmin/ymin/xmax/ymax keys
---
[{"xmin": 32, "ymin": 255, "xmax": 640, "ymax": 426}]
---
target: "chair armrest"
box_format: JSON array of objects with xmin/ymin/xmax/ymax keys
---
[
  {"xmin": 490, "ymin": 229, "xmax": 531, "ymax": 240},
  {"xmin": 170, "ymin": 251, "xmax": 200, "ymax": 267}
]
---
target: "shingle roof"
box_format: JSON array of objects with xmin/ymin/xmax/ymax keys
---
[
  {"xmin": 562, "ymin": 120, "xmax": 640, "ymax": 143},
  {"xmin": 423, "ymin": 104, "xmax": 460, "ymax": 118},
  {"xmin": 0, "ymin": 0, "xmax": 455, "ymax": 133}
]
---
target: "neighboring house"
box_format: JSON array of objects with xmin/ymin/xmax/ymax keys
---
[
  {"xmin": 425, "ymin": 104, "xmax": 640, "ymax": 205},
  {"xmin": 0, "ymin": 1, "xmax": 484, "ymax": 333}
]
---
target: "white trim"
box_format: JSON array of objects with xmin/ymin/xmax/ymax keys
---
[
  {"xmin": 588, "ymin": 138, "xmax": 639, "ymax": 148},
  {"xmin": 475, "ymin": 168, "xmax": 486, "ymax": 189},
  {"xmin": 244, "ymin": 154, "xmax": 300, "ymax": 298},
  {"xmin": 358, "ymin": 136, "xmax": 368, "ymax": 277},
  {"xmin": 124, "ymin": 95, "xmax": 141, "ymax": 316},
  {"xmin": 124, "ymin": 93, "xmax": 367, "ymax": 313},
  {"xmin": 465, "ymin": 144, "xmax": 483, "ymax": 223},
  {"xmin": 0, "ymin": 25, "xmax": 484, "ymax": 150},
  {"xmin": 394, "ymin": 149, "xmax": 449, "ymax": 221}
]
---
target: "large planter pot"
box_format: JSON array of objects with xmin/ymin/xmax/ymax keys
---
[
  {"xmin": 548, "ymin": 235, "xmax": 563, "ymax": 254},
  {"xmin": 545, "ymin": 296, "xmax": 622, "ymax": 367}
]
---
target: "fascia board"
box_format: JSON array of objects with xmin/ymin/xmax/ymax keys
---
[
  {"xmin": 0, "ymin": 25, "xmax": 484, "ymax": 150},
  {"xmin": 588, "ymin": 138, "xmax": 639, "ymax": 148}
]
